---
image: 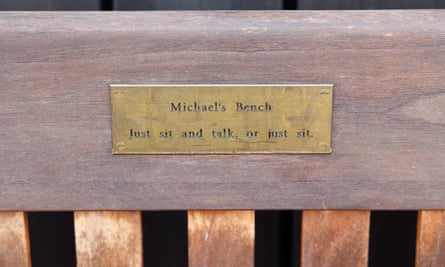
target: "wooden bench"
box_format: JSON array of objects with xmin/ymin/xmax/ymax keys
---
[{"xmin": 1, "ymin": 11, "xmax": 444, "ymax": 266}]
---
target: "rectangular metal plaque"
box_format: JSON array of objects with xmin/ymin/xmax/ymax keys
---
[{"xmin": 111, "ymin": 84, "xmax": 333, "ymax": 154}]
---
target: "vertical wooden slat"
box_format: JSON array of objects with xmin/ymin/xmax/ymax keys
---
[
  {"xmin": 0, "ymin": 212, "xmax": 31, "ymax": 267},
  {"xmin": 74, "ymin": 211, "xmax": 143, "ymax": 267},
  {"xmin": 188, "ymin": 210, "xmax": 254, "ymax": 267},
  {"xmin": 416, "ymin": 210, "xmax": 445, "ymax": 267},
  {"xmin": 302, "ymin": 210, "xmax": 370, "ymax": 267}
]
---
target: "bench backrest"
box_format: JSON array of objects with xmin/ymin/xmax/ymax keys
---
[{"xmin": 1, "ymin": 11, "xmax": 444, "ymax": 266}]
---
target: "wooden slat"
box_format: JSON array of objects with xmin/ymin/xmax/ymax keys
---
[
  {"xmin": 188, "ymin": 210, "xmax": 254, "ymax": 267},
  {"xmin": 416, "ymin": 210, "xmax": 445, "ymax": 267},
  {"xmin": 301, "ymin": 210, "xmax": 370, "ymax": 267},
  {"xmin": 0, "ymin": 212, "xmax": 31, "ymax": 267},
  {"xmin": 1, "ymin": 11, "xmax": 445, "ymax": 210},
  {"xmin": 74, "ymin": 211, "xmax": 143, "ymax": 267}
]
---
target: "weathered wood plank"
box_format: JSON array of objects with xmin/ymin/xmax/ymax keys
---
[
  {"xmin": 301, "ymin": 210, "xmax": 370, "ymax": 267},
  {"xmin": 74, "ymin": 211, "xmax": 143, "ymax": 267},
  {"xmin": 0, "ymin": 11, "xmax": 445, "ymax": 210},
  {"xmin": 188, "ymin": 210, "xmax": 254, "ymax": 267},
  {"xmin": 0, "ymin": 212, "xmax": 31, "ymax": 267},
  {"xmin": 416, "ymin": 211, "xmax": 445, "ymax": 267}
]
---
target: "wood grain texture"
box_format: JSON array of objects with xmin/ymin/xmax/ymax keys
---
[
  {"xmin": 0, "ymin": 212, "xmax": 31, "ymax": 267},
  {"xmin": 416, "ymin": 211, "xmax": 445, "ymax": 267},
  {"xmin": 0, "ymin": 11, "xmax": 445, "ymax": 210},
  {"xmin": 188, "ymin": 210, "xmax": 254, "ymax": 267},
  {"xmin": 301, "ymin": 210, "xmax": 370, "ymax": 267},
  {"xmin": 74, "ymin": 211, "xmax": 143, "ymax": 267}
]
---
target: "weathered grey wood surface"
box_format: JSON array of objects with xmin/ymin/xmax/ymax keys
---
[{"xmin": 0, "ymin": 11, "xmax": 444, "ymax": 210}]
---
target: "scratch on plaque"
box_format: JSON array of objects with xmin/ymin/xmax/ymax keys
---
[
  {"xmin": 320, "ymin": 90, "xmax": 330, "ymax": 96},
  {"xmin": 114, "ymin": 91, "xmax": 124, "ymax": 96}
]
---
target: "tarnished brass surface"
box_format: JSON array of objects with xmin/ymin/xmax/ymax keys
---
[{"xmin": 110, "ymin": 85, "xmax": 333, "ymax": 154}]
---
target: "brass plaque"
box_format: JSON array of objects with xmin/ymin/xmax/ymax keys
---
[{"xmin": 111, "ymin": 84, "xmax": 333, "ymax": 154}]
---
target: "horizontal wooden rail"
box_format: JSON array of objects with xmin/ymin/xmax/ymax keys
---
[{"xmin": 1, "ymin": 11, "xmax": 445, "ymax": 210}]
